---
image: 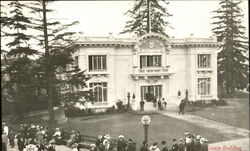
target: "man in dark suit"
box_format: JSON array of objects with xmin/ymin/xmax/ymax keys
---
[
  {"xmin": 171, "ymin": 139, "xmax": 178, "ymax": 151},
  {"xmin": 17, "ymin": 135, "xmax": 26, "ymax": 151},
  {"xmin": 161, "ymin": 140, "xmax": 168, "ymax": 151},
  {"xmin": 140, "ymin": 99, "xmax": 145, "ymax": 111},
  {"xmin": 117, "ymin": 135, "xmax": 126, "ymax": 151}
]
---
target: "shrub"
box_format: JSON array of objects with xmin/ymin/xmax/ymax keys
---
[{"xmin": 106, "ymin": 106, "xmax": 115, "ymax": 113}]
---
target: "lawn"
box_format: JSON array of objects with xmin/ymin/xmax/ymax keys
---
[
  {"xmin": 188, "ymin": 91, "xmax": 249, "ymax": 130},
  {"xmin": 58, "ymin": 112, "xmax": 224, "ymax": 147}
]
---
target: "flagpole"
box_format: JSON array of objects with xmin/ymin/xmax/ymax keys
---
[{"xmin": 147, "ymin": 0, "xmax": 151, "ymax": 33}]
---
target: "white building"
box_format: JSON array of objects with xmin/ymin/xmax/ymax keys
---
[{"xmin": 68, "ymin": 32, "xmax": 220, "ymax": 111}]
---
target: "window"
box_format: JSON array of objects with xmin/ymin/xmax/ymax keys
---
[
  {"xmin": 198, "ymin": 54, "xmax": 211, "ymax": 68},
  {"xmin": 89, "ymin": 55, "xmax": 107, "ymax": 71},
  {"xmin": 75, "ymin": 56, "xmax": 79, "ymax": 67},
  {"xmin": 140, "ymin": 55, "xmax": 161, "ymax": 69},
  {"xmin": 89, "ymin": 82, "xmax": 107, "ymax": 102},
  {"xmin": 198, "ymin": 78, "xmax": 211, "ymax": 95}
]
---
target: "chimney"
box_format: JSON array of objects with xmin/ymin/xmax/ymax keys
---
[{"xmin": 108, "ymin": 32, "xmax": 114, "ymax": 39}]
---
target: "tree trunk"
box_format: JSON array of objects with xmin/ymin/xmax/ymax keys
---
[{"xmin": 42, "ymin": 0, "xmax": 55, "ymax": 130}]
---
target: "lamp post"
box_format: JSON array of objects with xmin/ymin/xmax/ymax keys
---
[
  {"xmin": 141, "ymin": 115, "xmax": 151, "ymax": 143},
  {"xmin": 127, "ymin": 92, "xmax": 131, "ymax": 109}
]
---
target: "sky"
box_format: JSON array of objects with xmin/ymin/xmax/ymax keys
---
[{"xmin": 48, "ymin": 0, "xmax": 249, "ymax": 39}]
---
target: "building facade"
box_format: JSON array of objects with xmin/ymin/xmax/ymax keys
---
[{"xmin": 68, "ymin": 32, "xmax": 220, "ymax": 110}]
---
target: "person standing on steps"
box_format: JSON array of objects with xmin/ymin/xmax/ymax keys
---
[
  {"xmin": 140, "ymin": 99, "xmax": 145, "ymax": 111},
  {"xmin": 162, "ymin": 98, "xmax": 167, "ymax": 109},
  {"xmin": 158, "ymin": 98, "xmax": 162, "ymax": 110}
]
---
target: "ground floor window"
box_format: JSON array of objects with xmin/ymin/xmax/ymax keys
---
[
  {"xmin": 198, "ymin": 78, "xmax": 211, "ymax": 95},
  {"xmin": 141, "ymin": 85, "xmax": 162, "ymax": 102},
  {"xmin": 89, "ymin": 82, "xmax": 107, "ymax": 102}
]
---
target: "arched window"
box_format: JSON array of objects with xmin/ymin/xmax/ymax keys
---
[
  {"xmin": 198, "ymin": 78, "xmax": 211, "ymax": 95},
  {"xmin": 89, "ymin": 82, "xmax": 107, "ymax": 102}
]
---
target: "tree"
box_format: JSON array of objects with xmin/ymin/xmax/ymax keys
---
[
  {"xmin": 1, "ymin": 1, "xmax": 38, "ymax": 121},
  {"xmin": 212, "ymin": 0, "xmax": 249, "ymax": 94},
  {"xmin": 120, "ymin": 0, "xmax": 172, "ymax": 37},
  {"xmin": 27, "ymin": 0, "xmax": 90, "ymax": 128}
]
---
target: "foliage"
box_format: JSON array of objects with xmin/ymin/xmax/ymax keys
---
[
  {"xmin": 211, "ymin": 0, "xmax": 249, "ymax": 94},
  {"xmin": 120, "ymin": 0, "xmax": 172, "ymax": 36},
  {"xmin": 27, "ymin": 1, "xmax": 91, "ymax": 104},
  {"xmin": 1, "ymin": 1, "xmax": 39, "ymax": 121}
]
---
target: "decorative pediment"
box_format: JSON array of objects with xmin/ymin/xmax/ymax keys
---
[{"xmin": 133, "ymin": 32, "xmax": 170, "ymax": 54}]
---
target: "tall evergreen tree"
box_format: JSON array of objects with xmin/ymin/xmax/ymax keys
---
[
  {"xmin": 1, "ymin": 1, "xmax": 38, "ymax": 121},
  {"xmin": 120, "ymin": 0, "xmax": 172, "ymax": 37},
  {"xmin": 27, "ymin": 1, "xmax": 90, "ymax": 127},
  {"xmin": 212, "ymin": 0, "xmax": 249, "ymax": 94}
]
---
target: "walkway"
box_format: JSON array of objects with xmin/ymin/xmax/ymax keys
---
[{"xmin": 159, "ymin": 108, "xmax": 250, "ymax": 151}]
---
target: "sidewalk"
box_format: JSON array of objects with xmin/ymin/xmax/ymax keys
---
[
  {"xmin": 159, "ymin": 109, "xmax": 249, "ymax": 151},
  {"xmin": 160, "ymin": 109, "xmax": 249, "ymax": 139}
]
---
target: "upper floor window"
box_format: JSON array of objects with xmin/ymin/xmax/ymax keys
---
[
  {"xmin": 89, "ymin": 55, "xmax": 107, "ymax": 71},
  {"xmin": 198, "ymin": 54, "xmax": 211, "ymax": 68},
  {"xmin": 140, "ymin": 55, "xmax": 161, "ymax": 69}
]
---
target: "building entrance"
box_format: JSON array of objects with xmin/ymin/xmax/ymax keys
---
[{"xmin": 141, "ymin": 85, "xmax": 162, "ymax": 102}]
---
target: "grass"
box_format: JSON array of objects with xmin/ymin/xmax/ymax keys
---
[
  {"xmin": 188, "ymin": 91, "xmax": 249, "ymax": 130},
  {"xmin": 58, "ymin": 112, "xmax": 224, "ymax": 147}
]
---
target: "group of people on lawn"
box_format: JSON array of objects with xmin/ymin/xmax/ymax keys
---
[
  {"xmin": 2, "ymin": 122, "xmax": 208, "ymax": 151},
  {"xmin": 2, "ymin": 122, "xmax": 82, "ymax": 151},
  {"xmin": 139, "ymin": 132, "xmax": 208, "ymax": 151},
  {"xmin": 91, "ymin": 134, "xmax": 136, "ymax": 151}
]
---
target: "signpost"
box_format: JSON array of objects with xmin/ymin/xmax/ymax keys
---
[{"xmin": 141, "ymin": 115, "xmax": 151, "ymax": 143}]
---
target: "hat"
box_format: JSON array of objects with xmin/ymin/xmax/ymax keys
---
[
  {"xmin": 204, "ymin": 139, "xmax": 208, "ymax": 142},
  {"xmin": 196, "ymin": 135, "xmax": 201, "ymax": 139},
  {"xmin": 179, "ymin": 138, "xmax": 184, "ymax": 141},
  {"xmin": 200, "ymin": 138, "xmax": 205, "ymax": 142},
  {"xmin": 161, "ymin": 141, "xmax": 166, "ymax": 145},
  {"xmin": 90, "ymin": 144, "xmax": 96, "ymax": 147},
  {"xmin": 184, "ymin": 132, "xmax": 190, "ymax": 135},
  {"xmin": 2, "ymin": 122, "xmax": 6, "ymax": 125},
  {"xmin": 56, "ymin": 128, "xmax": 60, "ymax": 130},
  {"xmin": 118, "ymin": 135, "xmax": 124, "ymax": 138},
  {"xmin": 104, "ymin": 134, "xmax": 111, "ymax": 140},
  {"xmin": 50, "ymin": 140, "xmax": 55, "ymax": 144}
]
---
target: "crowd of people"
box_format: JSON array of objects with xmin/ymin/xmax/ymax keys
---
[
  {"xmin": 2, "ymin": 122, "xmax": 209, "ymax": 151},
  {"xmin": 139, "ymin": 132, "xmax": 209, "ymax": 151},
  {"xmin": 2, "ymin": 122, "xmax": 82, "ymax": 151}
]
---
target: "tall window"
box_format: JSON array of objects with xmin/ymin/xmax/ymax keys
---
[
  {"xmin": 75, "ymin": 56, "xmax": 79, "ymax": 67},
  {"xmin": 89, "ymin": 55, "xmax": 107, "ymax": 71},
  {"xmin": 198, "ymin": 54, "xmax": 211, "ymax": 68},
  {"xmin": 198, "ymin": 78, "xmax": 211, "ymax": 95},
  {"xmin": 140, "ymin": 55, "xmax": 161, "ymax": 69},
  {"xmin": 89, "ymin": 82, "xmax": 107, "ymax": 102}
]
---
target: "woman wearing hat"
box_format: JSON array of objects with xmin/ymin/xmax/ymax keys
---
[
  {"xmin": 66, "ymin": 130, "xmax": 77, "ymax": 147},
  {"xmin": 149, "ymin": 142, "xmax": 160, "ymax": 151},
  {"xmin": 117, "ymin": 135, "xmax": 126, "ymax": 151},
  {"xmin": 90, "ymin": 144, "xmax": 97, "ymax": 151}
]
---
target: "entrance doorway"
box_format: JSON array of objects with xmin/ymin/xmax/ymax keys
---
[{"xmin": 141, "ymin": 85, "xmax": 162, "ymax": 102}]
